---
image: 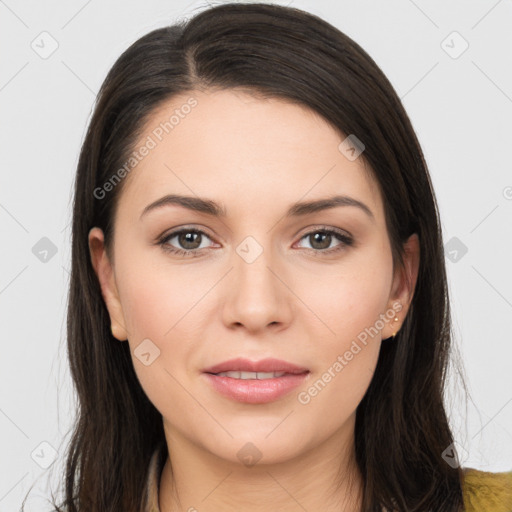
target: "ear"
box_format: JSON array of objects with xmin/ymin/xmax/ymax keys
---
[
  {"xmin": 88, "ymin": 227, "xmax": 128, "ymax": 341},
  {"xmin": 383, "ymin": 233, "xmax": 420, "ymax": 339}
]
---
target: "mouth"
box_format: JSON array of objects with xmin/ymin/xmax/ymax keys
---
[{"xmin": 202, "ymin": 358, "xmax": 310, "ymax": 404}]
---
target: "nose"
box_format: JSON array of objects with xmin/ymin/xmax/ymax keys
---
[{"xmin": 221, "ymin": 238, "xmax": 293, "ymax": 334}]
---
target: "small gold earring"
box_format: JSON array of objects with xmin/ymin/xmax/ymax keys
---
[{"xmin": 391, "ymin": 316, "xmax": 399, "ymax": 338}]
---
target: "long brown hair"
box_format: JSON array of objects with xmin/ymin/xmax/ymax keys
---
[{"xmin": 25, "ymin": 3, "xmax": 466, "ymax": 510}]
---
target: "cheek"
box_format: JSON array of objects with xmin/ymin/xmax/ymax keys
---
[
  {"xmin": 114, "ymin": 249, "xmax": 218, "ymax": 399},
  {"xmin": 296, "ymin": 283, "xmax": 385, "ymax": 436},
  {"xmin": 294, "ymin": 253, "xmax": 390, "ymax": 408},
  {"xmin": 117, "ymin": 249, "xmax": 213, "ymax": 342},
  {"xmin": 294, "ymin": 340, "xmax": 379, "ymax": 446},
  {"xmin": 301, "ymin": 253, "xmax": 392, "ymax": 343},
  {"xmin": 117, "ymin": 268, "xmax": 201, "ymax": 415}
]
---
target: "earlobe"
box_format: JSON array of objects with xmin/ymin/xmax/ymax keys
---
[{"xmin": 88, "ymin": 227, "xmax": 128, "ymax": 341}]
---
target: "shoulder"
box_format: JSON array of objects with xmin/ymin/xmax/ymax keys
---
[{"xmin": 462, "ymin": 467, "xmax": 512, "ymax": 512}]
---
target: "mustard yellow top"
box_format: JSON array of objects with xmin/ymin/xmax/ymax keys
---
[
  {"xmin": 144, "ymin": 446, "xmax": 512, "ymax": 511},
  {"xmin": 461, "ymin": 467, "xmax": 512, "ymax": 512}
]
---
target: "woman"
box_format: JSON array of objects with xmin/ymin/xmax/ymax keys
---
[{"xmin": 34, "ymin": 3, "xmax": 512, "ymax": 511}]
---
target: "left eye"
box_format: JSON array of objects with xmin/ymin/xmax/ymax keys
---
[{"xmin": 296, "ymin": 229, "xmax": 353, "ymax": 252}]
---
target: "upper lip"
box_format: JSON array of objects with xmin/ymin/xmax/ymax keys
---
[{"xmin": 203, "ymin": 357, "xmax": 309, "ymax": 375}]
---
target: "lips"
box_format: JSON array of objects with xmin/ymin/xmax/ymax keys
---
[
  {"xmin": 202, "ymin": 357, "xmax": 310, "ymax": 404},
  {"xmin": 202, "ymin": 357, "xmax": 309, "ymax": 375}
]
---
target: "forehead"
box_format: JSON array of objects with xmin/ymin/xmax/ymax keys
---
[{"xmin": 117, "ymin": 88, "xmax": 383, "ymax": 222}]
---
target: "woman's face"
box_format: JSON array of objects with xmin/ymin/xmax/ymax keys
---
[{"xmin": 89, "ymin": 88, "xmax": 418, "ymax": 466}]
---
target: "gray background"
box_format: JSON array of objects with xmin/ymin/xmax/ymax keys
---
[{"xmin": 1, "ymin": 0, "xmax": 511, "ymax": 509}]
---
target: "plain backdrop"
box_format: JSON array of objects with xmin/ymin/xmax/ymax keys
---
[{"xmin": 1, "ymin": 0, "xmax": 511, "ymax": 510}]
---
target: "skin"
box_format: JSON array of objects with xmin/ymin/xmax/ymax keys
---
[{"xmin": 89, "ymin": 88, "xmax": 420, "ymax": 511}]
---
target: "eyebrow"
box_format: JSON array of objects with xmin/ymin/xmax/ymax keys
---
[{"xmin": 139, "ymin": 193, "xmax": 375, "ymax": 221}]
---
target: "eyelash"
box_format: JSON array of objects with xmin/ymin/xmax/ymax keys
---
[{"xmin": 157, "ymin": 226, "xmax": 354, "ymax": 258}]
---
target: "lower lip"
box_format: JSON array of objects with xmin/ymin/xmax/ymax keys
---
[{"xmin": 203, "ymin": 372, "xmax": 309, "ymax": 404}]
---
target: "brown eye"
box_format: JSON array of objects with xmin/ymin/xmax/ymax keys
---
[
  {"xmin": 176, "ymin": 231, "xmax": 203, "ymax": 250},
  {"xmin": 308, "ymin": 232, "xmax": 332, "ymax": 250},
  {"xmin": 158, "ymin": 228, "xmax": 214, "ymax": 257},
  {"xmin": 296, "ymin": 228, "xmax": 353, "ymax": 254}
]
